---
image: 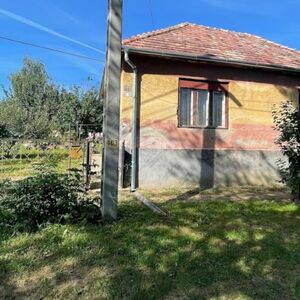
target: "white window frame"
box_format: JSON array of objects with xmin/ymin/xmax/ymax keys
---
[{"xmin": 179, "ymin": 87, "xmax": 227, "ymax": 129}]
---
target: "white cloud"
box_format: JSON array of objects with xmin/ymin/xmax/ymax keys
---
[{"xmin": 0, "ymin": 7, "xmax": 105, "ymax": 54}]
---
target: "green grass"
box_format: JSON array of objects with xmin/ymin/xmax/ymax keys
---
[
  {"xmin": 0, "ymin": 149, "xmax": 82, "ymax": 180},
  {"xmin": 1, "ymin": 186, "xmax": 300, "ymax": 299}
]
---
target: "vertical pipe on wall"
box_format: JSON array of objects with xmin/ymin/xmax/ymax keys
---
[{"xmin": 124, "ymin": 50, "xmax": 138, "ymax": 191}]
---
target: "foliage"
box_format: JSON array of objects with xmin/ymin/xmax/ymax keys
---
[
  {"xmin": 0, "ymin": 57, "xmax": 103, "ymax": 139},
  {"xmin": 78, "ymin": 88, "xmax": 103, "ymax": 136},
  {"xmin": 0, "ymin": 140, "xmax": 18, "ymax": 158},
  {"xmin": 0, "ymin": 172, "xmax": 84, "ymax": 230},
  {"xmin": 0, "ymin": 98, "xmax": 27, "ymax": 138},
  {"xmin": 0, "ymin": 124, "xmax": 10, "ymax": 138},
  {"xmin": 273, "ymin": 101, "xmax": 300, "ymax": 200}
]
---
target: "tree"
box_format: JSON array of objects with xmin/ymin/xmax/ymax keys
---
[
  {"xmin": 10, "ymin": 58, "xmax": 49, "ymax": 111},
  {"xmin": 0, "ymin": 57, "xmax": 103, "ymax": 139},
  {"xmin": 1, "ymin": 58, "xmax": 57, "ymax": 138},
  {"xmin": 79, "ymin": 88, "xmax": 102, "ymax": 135},
  {"xmin": 0, "ymin": 98, "xmax": 27, "ymax": 138},
  {"xmin": 0, "ymin": 124, "xmax": 10, "ymax": 138},
  {"xmin": 52, "ymin": 86, "xmax": 81, "ymax": 135},
  {"xmin": 273, "ymin": 101, "xmax": 300, "ymax": 201}
]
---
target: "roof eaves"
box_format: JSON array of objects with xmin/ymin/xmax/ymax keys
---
[{"xmin": 123, "ymin": 46, "xmax": 300, "ymax": 74}]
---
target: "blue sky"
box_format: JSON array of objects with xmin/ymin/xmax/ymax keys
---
[{"xmin": 0, "ymin": 0, "xmax": 299, "ymax": 97}]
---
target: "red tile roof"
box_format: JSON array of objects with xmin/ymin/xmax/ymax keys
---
[{"xmin": 123, "ymin": 23, "xmax": 300, "ymax": 71}]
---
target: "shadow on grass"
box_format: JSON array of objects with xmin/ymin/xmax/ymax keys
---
[
  {"xmin": 164, "ymin": 185, "xmax": 291, "ymax": 203},
  {"xmin": 1, "ymin": 187, "xmax": 300, "ymax": 299}
]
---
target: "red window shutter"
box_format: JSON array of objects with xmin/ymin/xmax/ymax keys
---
[{"xmin": 179, "ymin": 79, "xmax": 228, "ymax": 92}]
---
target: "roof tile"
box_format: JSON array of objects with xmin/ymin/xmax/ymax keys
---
[{"xmin": 123, "ymin": 23, "xmax": 300, "ymax": 70}]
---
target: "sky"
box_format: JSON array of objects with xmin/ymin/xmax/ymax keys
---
[{"xmin": 0, "ymin": 0, "xmax": 300, "ymax": 97}]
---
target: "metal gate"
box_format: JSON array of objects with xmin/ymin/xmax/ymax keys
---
[
  {"xmin": 81, "ymin": 135, "xmax": 102, "ymax": 192},
  {"xmin": 0, "ymin": 126, "xmax": 102, "ymax": 203},
  {"xmin": 0, "ymin": 138, "xmax": 78, "ymax": 180}
]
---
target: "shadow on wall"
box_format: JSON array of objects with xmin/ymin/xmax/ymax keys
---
[
  {"xmin": 133, "ymin": 96, "xmax": 282, "ymax": 188},
  {"xmin": 200, "ymin": 129, "xmax": 216, "ymax": 190},
  {"xmin": 196, "ymin": 82, "xmax": 290, "ymax": 189},
  {"xmin": 122, "ymin": 112, "xmax": 282, "ymax": 189},
  {"xmin": 198, "ymin": 121, "xmax": 281, "ymax": 189},
  {"xmin": 136, "ymin": 146, "xmax": 281, "ymax": 188},
  {"xmin": 120, "ymin": 65, "xmax": 292, "ymax": 189},
  {"xmin": 121, "ymin": 73, "xmax": 142, "ymax": 188}
]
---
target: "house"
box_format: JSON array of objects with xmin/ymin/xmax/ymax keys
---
[{"xmin": 119, "ymin": 22, "xmax": 300, "ymax": 189}]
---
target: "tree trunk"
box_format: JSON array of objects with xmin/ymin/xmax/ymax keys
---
[{"xmin": 292, "ymin": 190, "xmax": 300, "ymax": 203}]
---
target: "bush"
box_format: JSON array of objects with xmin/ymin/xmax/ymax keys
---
[
  {"xmin": 273, "ymin": 101, "xmax": 300, "ymax": 201},
  {"xmin": 0, "ymin": 172, "xmax": 89, "ymax": 230}
]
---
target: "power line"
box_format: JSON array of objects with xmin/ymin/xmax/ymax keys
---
[
  {"xmin": 0, "ymin": 7, "xmax": 105, "ymax": 55},
  {"xmin": 148, "ymin": 0, "xmax": 155, "ymax": 29},
  {"xmin": 0, "ymin": 35, "xmax": 105, "ymax": 63}
]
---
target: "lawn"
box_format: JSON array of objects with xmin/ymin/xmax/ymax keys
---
[
  {"xmin": 0, "ymin": 141, "xmax": 101, "ymax": 180},
  {"xmin": 1, "ymin": 186, "xmax": 300, "ymax": 299},
  {"xmin": 0, "ymin": 149, "xmax": 82, "ymax": 180}
]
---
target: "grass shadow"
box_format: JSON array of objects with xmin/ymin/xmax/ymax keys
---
[{"xmin": 1, "ymin": 187, "xmax": 300, "ymax": 299}]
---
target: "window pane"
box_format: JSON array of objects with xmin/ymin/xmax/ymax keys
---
[
  {"xmin": 180, "ymin": 88, "xmax": 192, "ymax": 126},
  {"xmin": 213, "ymin": 91, "xmax": 225, "ymax": 127},
  {"xmin": 197, "ymin": 90, "xmax": 209, "ymax": 126}
]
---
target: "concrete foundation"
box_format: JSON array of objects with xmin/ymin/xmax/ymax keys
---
[{"xmin": 135, "ymin": 149, "xmax": 282, "ymax": 188}]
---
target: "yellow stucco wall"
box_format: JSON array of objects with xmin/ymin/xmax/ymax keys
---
[
  {"xmin": 121, "ymin": 70, "xmax": 298, "ymax": 150},
  {"xmin": 121, "ymin": 72, "xmax": 298, "ymax": 126},
  {"xmin": 229, "ymin": 81, "xmax": 297, "ymax": 126},
  {"xmin": 122, "ymin": 73, "xmax": 178, "ymax": 123},
  {"xmin": 120, "ymin": 60, "xmax": 300, "ymax": 186}
]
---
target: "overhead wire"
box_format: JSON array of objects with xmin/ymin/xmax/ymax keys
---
[
  {"xmin": 0, "ymin": 35, "xmax": 105, "ymax": 63},
  {"xmin": 148, "ymin": 0, "xmax": 155, "ymax": 29}
]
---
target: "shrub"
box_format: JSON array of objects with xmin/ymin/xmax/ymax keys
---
[
  {"xmin": 272, "ymin": 101, "xmax": 300, "ymax": 201},
  {"xmin": 0, "ymin": 172, "xmax": 83, "ymax": 230}
]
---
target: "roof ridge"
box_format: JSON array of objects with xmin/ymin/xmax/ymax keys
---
[
  {"xmin": 125, "ymin": 22, "xmax": 300, "ymax": 55},
  {"xmin": 122, "ymin": 22, "xmax": 300, "ymax": 71},
  {"xmin": 187, "ymin": 23, "xmax": 300, "ymax": 54},
  {"xmin": 123, "ymin": 22, "xmax": 190, "ymax": 45}
]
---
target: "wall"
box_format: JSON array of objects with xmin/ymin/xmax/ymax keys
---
[{"xmin": 120, "ymin": 55, "xmax": 300, "ymax": 187}]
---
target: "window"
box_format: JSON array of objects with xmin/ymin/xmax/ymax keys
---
[{"xmin": 179, "ymin": 80, "xmax": 228, "ymax": 128}]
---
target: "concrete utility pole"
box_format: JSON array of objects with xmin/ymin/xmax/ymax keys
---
[{"xmin": 101, "ymin": 0, "xmax": 123, "ymax": 221}]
